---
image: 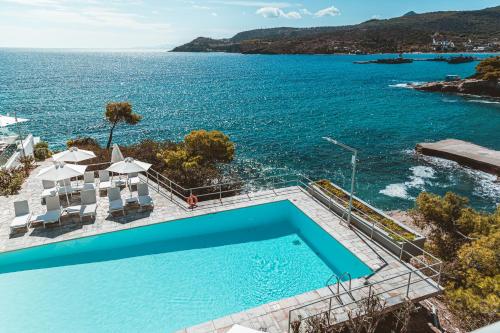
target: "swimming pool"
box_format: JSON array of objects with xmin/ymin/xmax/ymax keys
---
[{"xmin": 0, "ymin": 200, "xmax": 371, "ymax": 332}]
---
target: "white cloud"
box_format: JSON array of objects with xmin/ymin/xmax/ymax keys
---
[
  {"xmin": 256, "ymin": 6, "xmax": 301, "ymax": 19},
  {"xmin": 371, "ymin": 14, "xmax": 381, "ymax": 19},
  {"xmin": 192, "ymin": 5, "xmax": 211, "ymax": 10},
  {"xmin": 210, "ymin": 1, "xmax": 292, "ymax": 8},
  {"xmin": 211, "ymin": 12, "xmax": 217, "ymax": 16},
  {"xmin": 314, "ymin": 6, "xmax": 340, "ymax": 17},
  {"xmin": 1, "ymin": 6, "xmax": 171, "ymax": 31},
  {"xmin": 299, "ymin": 8, "xmax": 312, "ymax": 16}
]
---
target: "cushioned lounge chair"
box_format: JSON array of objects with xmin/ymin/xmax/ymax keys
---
[
  {"xmin": 37, "ymin": 196, "xmax": 61, "ymax": 227},
  {"xmin": 137, "ymin": 183, "xmax": 153, "ymax": 209},
  {"xmin": 10, "ymin": 200, "xmax": 31, "ymax": 234},
  {"xmin": 107, "ymin": 187, "xmax": 124, "ymax": 215}
]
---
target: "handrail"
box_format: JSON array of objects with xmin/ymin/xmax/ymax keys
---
[
  {"xmin": 326, "ymin": 272, "xmax": 353, "ymax": 304},
  {"xmin": 288, "ymin": 264, "xmax": 442, "ymax": 332}
]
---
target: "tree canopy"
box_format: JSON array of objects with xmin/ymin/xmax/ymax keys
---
[
  {"xmin": 104, "ymin": 102, "xmax": 142, "ymax": 149},
  {"xmin": 474, "ymin": 56, "xmax": 500, "ymax": 81},
  {"xmin": 413, "ymin": 192, "xmax": 500, "ymax": 330}
]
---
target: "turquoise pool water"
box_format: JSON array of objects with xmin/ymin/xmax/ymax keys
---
[{"xmin": 0, "ymin": 201, "xmax": 371, "ymax": 332}]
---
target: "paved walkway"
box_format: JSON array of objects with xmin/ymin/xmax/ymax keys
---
[{"xmin": 0, "ymin": 160, "xmax": 441, "ymax": 332}]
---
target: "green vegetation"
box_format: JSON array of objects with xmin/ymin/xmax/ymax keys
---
[
  {"xmin": 413, "ymin": 192, "xmax": 500, "ymax": 330},
  {"xmin": 473, "ymin": 56, "xmax": 500, "ymax": 81},
  {"xmin": 69, "ymin": 130, "xmax": 238, "ymax": 198},
  {"xmin": 316, "ymin": 180, "xmax": 416, "ymax": 241},
  {"xmin": 34, "ymin": 141, "xmax": 51, "ymax": 161},
  {"xmin": 104, "ymin": 102, "xmax": 142, "ymax": 149},
  {"xmin": 0, "ymin": 156, "xmax": 35, "ymax": 196},
  {"xmin": 158, "ymin": 130, "xmax": 235, "ymax": 189}
]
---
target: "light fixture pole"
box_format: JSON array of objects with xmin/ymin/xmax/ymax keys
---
[{"xmin": 322, "ymin": 136, "xmax": 358, "ymax": 228}]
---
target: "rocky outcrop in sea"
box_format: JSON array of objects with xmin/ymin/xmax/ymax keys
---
[{"xmin": 413, "ymin": 79, "xmax": 500, "ymax": 98}]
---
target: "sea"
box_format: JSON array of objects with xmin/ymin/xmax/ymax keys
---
[{"xmin": 1, "ymin": 49, "xmax": 499, "ymax": 211}]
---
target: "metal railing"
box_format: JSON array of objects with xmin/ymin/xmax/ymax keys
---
[
  {"xmin": 77, "ymin": 163, "xmax": 442, "ymax": 331},
  {"xmin": 288, "ymin": 259, "xmax": 441, "ymax": 333},
  {"xmin": 326, "ymin": 272, "xmax": 353, "ymax": 304}
]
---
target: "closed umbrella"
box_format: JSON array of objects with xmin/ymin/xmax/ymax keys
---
[
  {"xmin": 52, "ymin": 147, "xmax": 96, "ymax": 163},
  {"xmin": 111, "ymin": 144, "xmax": 124, "ymax": 163},
  {"xmin": 107, "ymin": 157, "xmax": 151, "ymax": 197},
  {"xmin": 38, "ymin": 162, "xmax": 87, "ymax": 204}
]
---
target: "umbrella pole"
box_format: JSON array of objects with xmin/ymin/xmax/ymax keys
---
[
  {"xmin": 65, "ymin": 179, "xmax": 70, "ymax": 206},
  {"xmin": 128, "ymin": 174, "xmax": 132, "ymax": 198}
]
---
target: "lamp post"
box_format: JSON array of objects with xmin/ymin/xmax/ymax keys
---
[{"xmin": 322, "ymin": 137, "xmax": 358, "ymax": 228}]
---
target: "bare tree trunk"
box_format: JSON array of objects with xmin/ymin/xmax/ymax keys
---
[{"xmin": 106, "ymin": 123, "xmax": 117, "ymax": 149}]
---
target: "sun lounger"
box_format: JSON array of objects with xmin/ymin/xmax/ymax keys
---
[
  {"xmin": 41, "ymin": 179, "xmax": 57, "ymax": 200},
  {"xmin": 67, "ymin": 189, "xmax": 98, "ymax": 221},
  {"xmin": 128, "ymin": 172, "xmax": 141, "ymax": 187},
  {"xmin": 99, "ymin": 170, "xmax": 112, "ymax": 193},
  {"xmin": 37, "ymin": 196, "xmax": 61, "ymax": 227},
  {"xmin": 77, "ymin": 171, "xmax": 96, "ymax": 191},
  {"xmin": 107, "ymin": 187, "xmax": 124, "ymax": 215},
  {"xmin": 10, "ymin": 200, "xmax": 32, "ymax": 234},
  {"xmin": 137, "ymin": 183, "xmax": 153, "ymax": 209},
  {"xmin": 80, "ymin": 189, "xmax": 98, "ymax": 220}
]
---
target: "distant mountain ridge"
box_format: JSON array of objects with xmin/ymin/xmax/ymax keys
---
[{"xmin": 172, "ymin": 6, "xmax": 500, "ymax": 54}]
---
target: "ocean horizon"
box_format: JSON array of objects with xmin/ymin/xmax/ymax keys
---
[{"xmin": 1, "ymin": 49, "xmax": 499, "ymax": 211}]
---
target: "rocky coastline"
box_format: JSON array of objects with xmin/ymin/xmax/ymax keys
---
[{"xmin": 412, "ymin": 78, "xmax": 500, "ymax": 98}]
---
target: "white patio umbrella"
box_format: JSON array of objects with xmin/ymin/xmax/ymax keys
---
[
  {"xmin": 0, "ymin": 114, "xmax": 28, "ymax": 127},
  {"xmin": 111, "ymin": 144, "xmax": 124, "ymax": 163},
  {"xmin": 106, "ymin": 157, "xmax": 151, "ymax": 197},
  {"xmin": 38, "ymin": 162, "xmax": 87, "ymax": 204},
  {"xmin": 53, "ymin": 147, "xmax": 96, "ymax": 163}
]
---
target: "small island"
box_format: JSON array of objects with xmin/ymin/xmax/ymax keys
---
[
  {"xmin": 413, "ymin": 56, "xmax": 500, "ymax": 98},
  {"xmin": 354, "ymin": 55, "xmax": 413, "ymax": 65}
]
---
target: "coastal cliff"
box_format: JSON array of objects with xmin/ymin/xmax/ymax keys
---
[{"xmin": 172, "ymin": 6, "xmax": 500, "ymax": 54}]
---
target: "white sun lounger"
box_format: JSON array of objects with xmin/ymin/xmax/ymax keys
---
[
  {"xmin": 99, "ymin": 170, "xmax": 112, "ymax": 192},
  {"xmin": 137, "ymin": 183, "xmax": 153, "ymax": 209},
  {"xmin": 37, "ymin": 196, "xmax": 62, "ymax": 227},
  {"xmin": 41, "ymin": 179, "xmax": 57, "ymax": 200},
  {"xmin": 74, "ymin": 171, "xmax": 96, "ymax": 191},
  {"xmin": 128, "ymin": 172, "xmax": 141, "ymax": 187},
  {"xmin": 67, "ymin": 189, "xmax": 98, "ymax": 221},
  {"xmin": 10, "ymin": 200, "xmax": 32, "ymax": 234},
  {"xmin": 108, "ymin": 187, "xmax": 124, "ymax": 215}
]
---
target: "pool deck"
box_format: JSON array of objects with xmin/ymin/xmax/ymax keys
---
[{"xmin": 0, "ymin": 160, "xmax": 442, "ymax": 332}]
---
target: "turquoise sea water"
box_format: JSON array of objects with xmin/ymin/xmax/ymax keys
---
[
  {"xmin": 0, "ymin": 201, "xmax": 371, "ymax": 332},
  {"xmin": 0, "ymin": 49, "xmax": 499, "ymax": 211}
]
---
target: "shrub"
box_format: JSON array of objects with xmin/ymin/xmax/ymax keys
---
[
  {"xmin": 413, "ymin": 192, "xmax": 500, "ymax": 330},
  {"xmin": 0, "ymin": 167, "xmax": 26, "ymax": 196},
  {"xmin": 474, "ymin": 56, "xmax": 500, "ymax": 81},
  {"xmin": 34, "ymin": 141, "xmax": 51, "ymax": 161}
]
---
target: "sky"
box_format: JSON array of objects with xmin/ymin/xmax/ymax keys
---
[{"xmin": 0, "ymin": 0, "xmax": 498, "ymax": 49}]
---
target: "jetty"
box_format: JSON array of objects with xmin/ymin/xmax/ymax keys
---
[{"xmin": 416, "ymin": 139, "xmax": 500, "ymax": 176}]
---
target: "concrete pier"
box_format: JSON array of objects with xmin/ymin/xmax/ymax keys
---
[{"xmin": 416, "ymin": 139, "xmax": 500, "ymax": 176}]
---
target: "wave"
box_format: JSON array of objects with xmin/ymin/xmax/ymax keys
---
[
  {"xmin": 466, "ymin": 99, "xmax": 500, "ymax": 105},
  {"xmin": 388, "ymin": 82, "xmax": 423, "ymax": 89},
  {"xmin": 380, "ymin": 184, "xmax": 410, "ymax": 199},
  {"xmin": 379, "ymin": 165, "xmax": 436, "ymax": 200},
  {"xmin": 419, "ymin": 155, "xmax": 500, "ymax": 201}
]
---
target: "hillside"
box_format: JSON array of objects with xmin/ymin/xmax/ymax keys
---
[{"xmin": 172, "ymin": 6, "xmax": 500, "ymax": 54}]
